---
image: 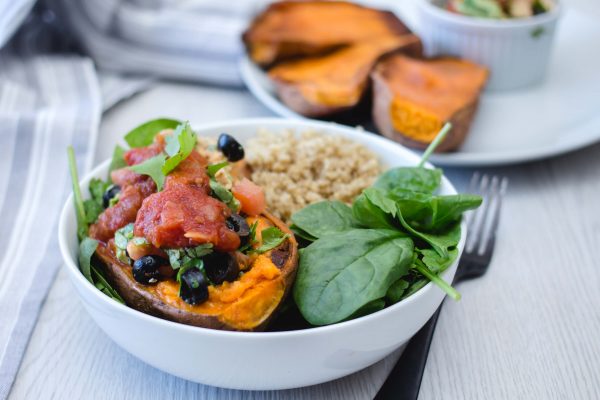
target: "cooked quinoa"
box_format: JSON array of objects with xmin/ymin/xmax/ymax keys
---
[{"xmin": 246, "ymin": 129, "xmax": 382, "ymax": 222}]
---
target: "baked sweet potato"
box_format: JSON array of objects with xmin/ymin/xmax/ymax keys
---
[
  {"xmin": 96, "ymin": 211, "xmax": 298, "ymax": 331},
  {"xmin": 268, "ymin": 35, "xmax": 422, "ymax": 118},
  {"xmin": 371, "ymin": 55, "xmax": 488, "ymax": 152},
  {"xmin": 243, "ymin": 1, "xmax": 411, "ymax": 67}
]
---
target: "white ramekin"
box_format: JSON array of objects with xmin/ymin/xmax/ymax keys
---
[{"xmin": 416, "ymin": 0, "xmax": 562, "ymax": 91}]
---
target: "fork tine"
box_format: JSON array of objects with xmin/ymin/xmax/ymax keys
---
[
  {"xmin": 465, "ymin": 174, "xmax": 490, "ymax": 253},
  {"xmin": 477, "ymin": 177, "xmax": 508, "ymax": 255}
]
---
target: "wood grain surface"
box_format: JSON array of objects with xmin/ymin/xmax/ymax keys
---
[{"xmin": 8, "ymin": 83, "xmax": 600, "ymax": 399}]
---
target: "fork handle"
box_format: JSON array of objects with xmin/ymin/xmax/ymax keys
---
[{"xmin": 374, "ymin": 306, "xmax": 442, "ymax": 400}]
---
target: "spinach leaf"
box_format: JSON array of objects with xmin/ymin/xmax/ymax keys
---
[
  {"xmin": 67, "ymin": 146, "xmax": 88, "ymax": 240},
  {"xmin": 83, "ymin": 178, "xmax": 110, "ymax": 224},
  {"xmin": 373, "ymin": 167, "xmax": 442, "ymax": 194},
  {"xmin": 294, "ymin": 229, "xmax": 414, "ymax": 325},
  {"xmin": 387, "ymin": 188, "xmax": 434, "ymax": 224},
  {"xmin": 124, "ymin": 118, "xmax": 181, "ymax": 148},
  {"xmin": 162, "ymin": 122, "xmax": 197, "ymax": 175},
  {"xmin": 396, "ymin": 210, "xmax": 461, "ymax": 258},
  {"xmin": 385, "ymin": 279, "xmax": 409, "ymax": 304},
  {"xmin": 129, "ymin": 154, "xmax": 167, "ymax": 190},
  {"xmin": 419, "ymin": 247, "xmax": 459, "ymax": 273},
  {"xmin": 289, "ymin": 225, "xmax": 317, "ymax": 242},
  {"xmin": 346, "ymin": 299, "xmax": 386, "ymax": 320},
  {"xmin": 428, "ymin": 195, "xmax": 482, "ymax": 231},
  {"xmin": 108, "ymin": 145, "xmax": 127, "ymax": 178},
  {"xmin": 352, "ymin": 189, "xmax": 397, "ymax": 230},
  {"xmin": 91, "ymin": 264, "xmax": 125, "ymax": 304},
  {"xmin": 78, "ymin": 237, "xmax": 98, "ymax": 284},
  {"xmin": 291, "ymin": 201, "xmax": 360, "ymax": 239},
  {"xmin": 255, "ymin": 227, "xmax": 289, "ymax": 254}
]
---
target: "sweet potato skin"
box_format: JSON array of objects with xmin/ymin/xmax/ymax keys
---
[
  {"xmin": 269, "ymin": 36, "xmax": 422, "ymax": 118},
  {"xmin": 371, "ymin": 56, "xmax": 487, "ymax": 152},
  {"xmin": 243, "ymin": 1, "xmax": 412, "ymax": 67},
  {"xmin": 95, "ymin": 211, "xmax": 298, "ymax": 331}
]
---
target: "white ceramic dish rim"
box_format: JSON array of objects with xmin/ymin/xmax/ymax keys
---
[
  {"xmin": 58, "ymin": 117, "xmax": 464, "ymax": 339},
  {"xmin": 417, "ymin": 0, "xmax": 562, "ymax": 28}
]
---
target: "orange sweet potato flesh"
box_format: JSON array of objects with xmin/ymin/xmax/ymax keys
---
[
  {"xmin": 95, "ymin": 212, "xmax": 298, "ymax": 331},
  {"xmin": 243, "ymin": 1, "xmax": 411, "ymax": 67},
  {"xmin": 268, "ymin": 35, "xmax": 422, "ymax": 117},
  {"xmin": 372, "ymin": 55, "xmax": 488, "ymax": 152}
]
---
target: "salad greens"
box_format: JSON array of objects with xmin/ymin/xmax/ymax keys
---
[
  {"xmin": 67, "ymin": 146, "xmax": 124, "ymax": 304},
  {"xmin": 254, "ymin": 227, "xmax": 289, "ymax": 254},
  {"xmin": 292, "ymin": 123, "xmax": 482, "ymax": 326},
  {"xmin": 83, "ymin": 179, "xmax": 111, "ymax": 224}
]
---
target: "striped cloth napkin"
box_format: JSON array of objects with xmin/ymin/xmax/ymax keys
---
[{"xmin": 0, "ymin": 0, "xmax": 260, "ymax": 395}]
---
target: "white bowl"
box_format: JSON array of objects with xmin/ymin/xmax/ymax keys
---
[
  {"xmin": 58, "ymin": 118, "xmax": 465, "ymax": 390},
  {"xmin": 417, "ymin": 0, "xmax": 562, "ymax": 90}
]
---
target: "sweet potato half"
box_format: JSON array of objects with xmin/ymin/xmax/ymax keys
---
[
  {"xmin": 95, "ymin": 212, "xmax": 298, "ymax": 331},
  {"xmin": 268, "ymin": 35, "xmax": 422, "ymax": 118},
  {"xmin": 372, "ymin": 55, "xmax": 488, "ymax": 152},
  {"xmin": 243, "ymin": 1, "xmax": 411, "ymax": 67}
]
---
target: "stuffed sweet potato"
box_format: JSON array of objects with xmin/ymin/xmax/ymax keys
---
[
  {"xmin": 371, "ymin": 55, "xmax": 488, "ymax": 152},
  {"xmin": 85, "ymin": 122, "xmax": 298, "ymax": 331},
  {"xmin": 268, "ymin": 35, "xmax": 422, "ymax": 118}
]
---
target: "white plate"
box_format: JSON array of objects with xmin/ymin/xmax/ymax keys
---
[{"xmin": 239, "ymin": 4, "xmax": 600, "ymax": 166}]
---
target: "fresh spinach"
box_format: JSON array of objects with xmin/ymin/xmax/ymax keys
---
[
  {"xmin": 83, "ymin": 178, "xmax": 110, "ymax": 224},
  {"xmin": 294, "ymin": 229, "xmax": 414, "ymax": 325},
  {"xmin": 78, "ymin": 237, "xmax": 98, "ymax": 284},
  {"xmin": 290, "ymin": 201, "xmax": 360, "ymax": 239},
  {"xmin": 67, "ymin": 146, "xmax": 88, "ymax": 241},
  {"xmin": 373, "ymin": 167, "xmax": 442, "ymax": 194},
  {"xmin": 124, "ymin": 118, "xmax": 181, "ymax": 148},
  {"xmin": 352, "ymin": 189, "xmax": 397, "ymax": 230},
  {"xmin": 91, "ymin": 264, "xmax": 125, "ymax": 304},
  {"xmin": 385, "ymin": 279, "xmax": 409, "ymax": 304},
  {"xmin": 108, "ymin": 145, "xmax": 127, "ymax": 178}
]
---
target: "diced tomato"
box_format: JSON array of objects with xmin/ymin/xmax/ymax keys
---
[{"xmin": 232, "ymin": 178, "xmax": 266, "ymax": 216}]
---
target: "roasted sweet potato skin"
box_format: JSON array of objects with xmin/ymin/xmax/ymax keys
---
[
  {"xmin": 268, "ymin": 35, "xmax": 422, "ymax": 118},
  {"xmin": 371, "ymin": 55, "xmax": 488, "ymax": 152},
  {"xmin": 243, "ymin": 1, "xmax": 412, "ymax": 67},
  {"xmin": 95, "ymin": 211, "xmax": 298, "ymax": 331}
]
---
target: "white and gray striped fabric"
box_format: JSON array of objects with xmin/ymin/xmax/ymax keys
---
[
  {"xmin": 0, "ymin": 0, "xmax": 272, "ymax": 396},
  {"xmin": 0, "ymin": 52, "xmax": 101, "ymax": 399}
]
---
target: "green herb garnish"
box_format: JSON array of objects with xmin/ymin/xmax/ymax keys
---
[
  {"xmin": 128, "ymin": 122, "xmax": 197, "ymax": 190},
  {"xmin": 114, "ymin": 223, "xmax": 134, "ymax": 264},
  {"xmin": 207, "ymin": 161, "xmax": 229, "ymax": 178},
  {"xmin": 209, "ymin": 180, "xmax": 240, "ymax": 212},
  {"xmin": 254, "ymin": 227, "xmax": 289, "ymax": 254},
  {"xmin": 167, "ymin": 244, "xmax": 213, "ymax": 270}
]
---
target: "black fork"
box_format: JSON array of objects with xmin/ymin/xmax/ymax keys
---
[{"xmin": 375, "ymin": 173, "xmax": 509, "ymax": 400}]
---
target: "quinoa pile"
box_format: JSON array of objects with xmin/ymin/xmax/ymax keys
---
[{"xmin": 246, "ymin": 129, "xmax": 382, "ymax": 222}]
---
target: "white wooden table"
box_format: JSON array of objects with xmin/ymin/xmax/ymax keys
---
[{"xmin": 8, "ymin": 83, "xmax": 600, "ymax": 399}]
